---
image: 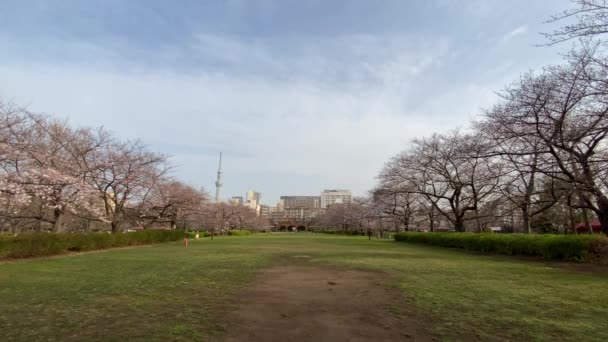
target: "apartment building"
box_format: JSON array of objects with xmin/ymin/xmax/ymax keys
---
[{"xmin": 320, "ymin": 189, "xmax": 352, "ymax": 208}]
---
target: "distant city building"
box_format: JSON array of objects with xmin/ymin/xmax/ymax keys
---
[
  {"xmin": 245, "ymin": 190, "xmax": 262, "ymax": 211},
  {"xmin": 283, "ymin": 208, "xmax": 320, "ymax": 221},
  {"xmin": 268, "ymin": 206, "xmax": 284, "ymax": 222},
  {"xmin": 260, "ymin": 205, "xmax": 271, "ymax": 218},
  {"xmin": 320, "ymin": 189, "xmax": 352, "ymax": 208},
  {"xmin": 244, "ymin": 201, "xmax": 261, "ymax": 216},
  {"xmin": 275, "ymin": 196, "xmax": 322, "ymax": 222},
  {"xmin": 245, "ymin": 190, "xmax": 262, "ymax": 215},
  {"xmin": 246, "ymin": 190, "xmax": 261, "ymax": 204},
  {"xmin": 230, "ymin": 196, "xmax": 244, "ymax": 205},
  {"xmin": 232, "ymin": 189, "xmax": 353, "ymax": 225},
  {"xmin": 279, "ymin": 196, "xmax": 320, "ymax": 210}
]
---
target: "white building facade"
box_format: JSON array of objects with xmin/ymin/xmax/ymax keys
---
[{"xmin": 320, "ymin": 189, "xmax": 352, "ymax": 208}]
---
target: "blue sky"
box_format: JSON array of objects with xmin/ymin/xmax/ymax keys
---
[{"xmin": 0, "ymin": 0, "xmax": 573, "ymax": 204}]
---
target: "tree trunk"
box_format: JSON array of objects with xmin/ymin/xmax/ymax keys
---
[
  {"xmin": 597, "ymin": 198, "xmax": 608, "ymax": 235},
  {"xmin": 475, "ymin": 208, "xmax": 483, "ymax": 233},
  {"xmin": 582, "ymin": 208, "xmax": 592, "ymax": 234},
  {"xmin": 170, "ymin": 212, "xmax": 177, "ymax": 230},
  {"xmin": 37, "ymin": 203, "xmax": 44, "ymax": 232},
  {"xmin": 53, "ymin": 208, "xmax": 65, "ymax": 233},
  {"xmin": 510, "ymin": 206, "xmax": 516, "ymax": 233},
  {"xmin": 598, "ymin": 214, "xmax": 608, "ymax": 235},
  {"xmin": 568, "ymin": 206, "xmax": 576, "ymax": 235},
  {"xmin": 454, "ymin": 218, "xmax": 465, "ymax": 232},
  {"xmin": 521, "ymin": 205, "xmax": 531, "ymax": 234},
  {"xmin": 111, "ymin": 221, "xmax": 119, "ymax": 233},
  {"xmin": 428, "ymin": 208, "xmax": 435, "ymax": 232},
  {"xmin": 524, "ymin": 169, "xmax": 535, "ymax": 234}
]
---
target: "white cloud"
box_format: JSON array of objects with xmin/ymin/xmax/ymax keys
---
[{"xmin": 500, "ymin": 25, "xmax": 529, "ymax": 44}]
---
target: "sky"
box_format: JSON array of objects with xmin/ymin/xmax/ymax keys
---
[{"xmin": 0, "ymin": 0, "xmax": 574, "ymax": 204}]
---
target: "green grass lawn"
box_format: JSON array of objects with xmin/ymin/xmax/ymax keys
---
[{"xmin": 1, "ymin": 234, "xmax": 607, "ymax": 341}]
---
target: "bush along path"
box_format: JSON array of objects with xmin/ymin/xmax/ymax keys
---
[
  {"xmin": 394, "ymin": 232, "xmax": 608, "ymax": 263},
  {"xmin": 0, "ymin": 230, "xmax": 186, "ymax": 259}
]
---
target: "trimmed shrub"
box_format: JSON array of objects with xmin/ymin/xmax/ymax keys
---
[
  {"xmin": 227, "ymin": 229, "xmax": 252, "ymax": 236},
  {"xmin": 393, "ymin": 232, "xmax": 608, "ymax": 263},
  {"xmin": 0, "ymin": 230, "xmax": 185, "ymax": 259},
  {"xmin": 587, "ymin": 237, "xmax": 608, "ymax": 263}
]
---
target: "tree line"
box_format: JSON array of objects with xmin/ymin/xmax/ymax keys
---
[
  {"xmin": 0, "ymin": 105, "xmax": 268, "ymax": 233},
  {"xmin": 321, "ymin": 1, "xmax": 608, "ymax": 235}
]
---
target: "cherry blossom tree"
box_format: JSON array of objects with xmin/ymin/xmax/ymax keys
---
[
  {"xmin": 84, "ymin": 139, "xmax": 167, "ymax": 233},
  {"xmin": 482, "ymin": 52, "xmax": 608, "ymax": 233},
  {"xmin": 138, "ymin": 178, "xmax": 207, "ymax": 229},
  {"xmin": 381, "ymin": 132, "xmax": 503, "ymax": 232},
  {"xmin": 545, "ymin": 0, "xmax": 608, "ymax": 45},
  {"xmin": 1, "ymin": 104, "xmax": 107, "ymax": 231}
]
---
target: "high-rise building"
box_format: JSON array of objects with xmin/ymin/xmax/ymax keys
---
[
  {"xmin": 246, "ymin": 190, "xmax": 261, "ymax": 204},
  {"xmin": 214, "ymin": 152, "xmax": 223, "ymax": 201},
  {"xmin": 320, "ymin": 189, "xmax": 352, "ymax": 208},
  {"xmin": 244, "ymin": 190, "xmax": 262, "ymax": 215}
]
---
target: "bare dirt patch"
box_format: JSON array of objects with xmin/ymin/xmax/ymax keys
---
[{"xmin": 220, "ymin": 265, "xmax": 433, "ymax": 342}]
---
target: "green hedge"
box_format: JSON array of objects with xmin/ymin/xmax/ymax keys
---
[
  {"xmin": 393, "ymin": 232, "xmax": 608, "ymax": 263},
  {"xmin": 228, "ymin": 229, "xmax": 252, "ymax": 236},
  {"xmin": 0, "ymin": 230, "xmax": 186, "ymax": 259}
]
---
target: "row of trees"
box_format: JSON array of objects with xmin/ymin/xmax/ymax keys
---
[
  {"xmin": 314, "ymin": 1, "xmax": 608, "ymax": 236},
  {"xmin": 198, "ymin": 202, "xmax": 271, "ymax": 236},
  {"xmin": 0, "ymin": 104, "xmax": 268, "ymax": 233},
  {"xmin": 373, "ymin": 1, "xmax": 608, "ymax": 234}
]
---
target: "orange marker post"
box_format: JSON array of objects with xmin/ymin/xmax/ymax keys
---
[{"xmin": 183, "ymin": 237, "xmax": 189, "ymax": 247}]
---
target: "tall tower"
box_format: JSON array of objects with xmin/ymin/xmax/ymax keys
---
[{"xmin": 214, "ymin": 152, "xmax": 223, "ymax": 202}]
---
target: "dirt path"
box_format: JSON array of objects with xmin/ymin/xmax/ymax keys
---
[{"xmin": 221, "ymin": 264, "xmax": 433, "ymax": 342}]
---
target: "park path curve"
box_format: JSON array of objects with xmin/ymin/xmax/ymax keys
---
[{"xmin": 220, "ymin": 264, "xmax": 432, "ymax": 342}]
